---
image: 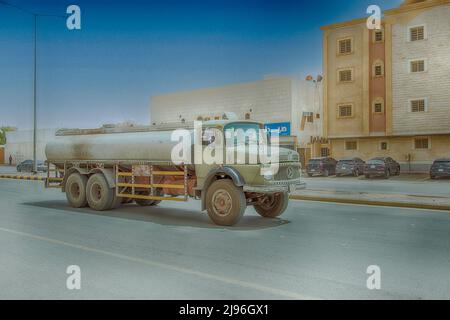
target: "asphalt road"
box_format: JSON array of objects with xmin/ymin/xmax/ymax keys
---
[
  {"xmin": 303, "ymin": 174, "xmax": 450, "ymax": 197},
  {"xmin": 0, "ymin": 179, "xmax": 449, "ymax": 299}
]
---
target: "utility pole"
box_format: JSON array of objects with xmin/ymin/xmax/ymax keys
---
[
  {"xmin": 32, "ymin": 14, "xmax": 37, "ymax": 173},
  {"xmin": 0, "ymin": 1, "xmax": 65, "ymax": 174}
]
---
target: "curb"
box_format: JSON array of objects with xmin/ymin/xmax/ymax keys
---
[
  {"xmin": 289, "ymin": 194, "xmax": 450, "ymax": 211},
  {"xmin": 0, "ymin": 174, "xmax": 45, "ymax": 181}
]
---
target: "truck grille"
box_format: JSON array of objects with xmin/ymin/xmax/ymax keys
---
[{"xmin": 274, "ymin": 163, "xmax": 301, "ymax": 180}]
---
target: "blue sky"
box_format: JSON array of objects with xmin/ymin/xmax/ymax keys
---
[{"xmin": 0, "ymin": 0, "xmax": 402, "ymax": 129}]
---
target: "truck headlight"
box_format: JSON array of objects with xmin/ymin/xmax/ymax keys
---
[{"xmin": 263, "ymin": 173, "xmax": 274, "ymax": 181}]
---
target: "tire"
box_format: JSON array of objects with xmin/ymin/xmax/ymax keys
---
[
  {"xmin": 109, "ymin": 190, "xmax": 123, "ymax": 209},
  {"xmin": 430, "ymin": 175, "xmax": 436, "ymax": 180},
  {"xmin": 86, "ymin": 173, "xmax": 114, "ymax": 211},
  {"xmin": 365, "ymin": 174, "xmax": 370, "ymax": 179},
  {"xmin": 323, "ymin": 169, "xmax": 329, "ymax": 177},
  {"xmin": 65, "ymin": 173, "xmax": 88, "ymax": 208},
  {"xmin": 336, "ymin": 173, "xmax": 341, "ymax": 177},
  {"xmin": 206, "ymin": 179, "xmax": 246, "ymax": 226},
  {"xmin": 135, "ymin": 199, "xmax": 161, "ymax": 206},
  {"xmin": 135, "ymin": 189, "xmax": 163, "ymax": 206},
  {"xmin": 307, "ymin": 173, "xmax": 313, "ymax": 177},
  {"xmin": 384, "ymin": 170, "xmax": 390, "ymax": 179},
  {"xmin": 254, "ymin": 192, "xmax": 289, "ymax": 218}
]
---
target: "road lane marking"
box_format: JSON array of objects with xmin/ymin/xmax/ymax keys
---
[{"xmin": 0, "ymin": 226, "xmax": 317, "ymax": 300}]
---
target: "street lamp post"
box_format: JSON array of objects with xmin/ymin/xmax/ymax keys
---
[
  {"xmin": 33, "ymin": 13, "xmax": 37, "ymax": 173},
  {"xmin": 0, "ymin": 1, "xmax": 64, "ymax": 173}
]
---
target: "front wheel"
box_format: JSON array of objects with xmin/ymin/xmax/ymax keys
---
[
  {"xmin": 254, "ymin": 192, "xmax": 289, "ymax": 218},
  {"xmin": 206, "ymin": 179, "xmax": 246, "ymax": 226}
]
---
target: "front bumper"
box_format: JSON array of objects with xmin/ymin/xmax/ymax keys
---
[
  {"xmin": 243, "ymin": 178, "xmax": 306, "ymax": 194},
  {"xmin": 365, "ymin": 170, "xmax": 386, "ymax": 176},
  {"xmin": 336, "ymin": 168, "xmax": 354, "ymax": 175}
]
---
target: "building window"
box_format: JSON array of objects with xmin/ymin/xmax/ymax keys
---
[
  {"xmin": 305, "ymin": 113, "xmax": 314, "ymax": 123},
  {"xmin": 410, "ymin": 59, "xmax": 426, "ymax": 73},
  {"xmin": 373, "ymin": 29, "xmax": 384, "ymax": 43},
  {"xmin": 320, "ymin": 148, "xmax": 330, "ymax": 157},
  {"xmin": 338, "ymin": 38, "xmax": 353, "ymax": 55},
  {"xmin": 409, "ymin": 25, "xmax": 425, "ymax": 41},
  {"xmin": 372, "ymin": 99, "xmax": 384, "ymax": 113},
  {"xmin": 410, "ymin": 99, "xmax": 427, "ymax": 112},
  {"xmin": 380, "ymin": 141, "xmax": 388, "ymax": 151},
  {"xmin": 373, "ymin": 60, "xmax": 384, "ymax": 77},
  {"xmin": 338, "ymin": 104, "xmax": 353, "ymax": 118},
  {"xmin": 414, "ymin": 137, "xmax": 429, "ymax": 149},
  {"xmin": 338, "ymin": 69, "xmax": 353, "ymax": 83},
  {"xmin": 345, "ymin": 141, "xmax": 358, "ymax": 151}
]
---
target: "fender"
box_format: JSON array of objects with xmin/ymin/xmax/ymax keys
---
[
  {"xmin": 88, "ymin": 168, "xmax": 116, "ymax": 189},
  {"xmin": 200, "ymin": 166, "xmax": 245, "ymax": 211}
]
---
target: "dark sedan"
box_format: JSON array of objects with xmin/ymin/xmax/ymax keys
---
[
  {"xmin": 306, "ymin": 157, "xmax": 337, "ymax": 177},
  {"xmin": 336, "ymin": 157, "xmax": 365, "ymax": 177},
  {"xmin": 430, "ymin": 158, "xmax": 450, "ymax": 179},
  {"xmin": 16, "ymin": 160, "xmax": 47, "ymax": 173},
  {"xmin": 364, "ymin": 157, "xmax": 400, "ymax": 179}
]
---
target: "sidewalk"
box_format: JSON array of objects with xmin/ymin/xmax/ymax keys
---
[{"xmin": 291, "ymin": 188, "xmax": 450, "ymax": 211}]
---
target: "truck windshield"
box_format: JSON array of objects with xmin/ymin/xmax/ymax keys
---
[{"xmin": 224, "ymin": 122, "xmax": 266, "ymax": 146}]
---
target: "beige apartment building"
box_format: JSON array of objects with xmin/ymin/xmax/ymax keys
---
[
  {"xmin": 322, "ymin": 0, "xmax": 450, "ymax": 171},
  {"xmin": 150, "ymin": 76, "xmax": 325, "ymax": 167}
]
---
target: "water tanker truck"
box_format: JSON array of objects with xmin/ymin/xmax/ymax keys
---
[{"xmin": 44, "ymin": 119, "xmax": 305, "ymax": 226}]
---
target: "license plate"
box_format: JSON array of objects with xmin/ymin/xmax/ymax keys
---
[
  {"xmin": 439, "ymin": 169, "xmax": 444, "ymax": 172},
  {"xmin": 310, "ymin": 169, "xmax": 315, "ymax": 172},
  {"xmin": 371, "ymin": 165, "xmax": 375, "ymax": 169}
]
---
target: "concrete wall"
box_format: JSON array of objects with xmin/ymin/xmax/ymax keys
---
[
  {"xmin": 5, "ymin": 129, "xmax": 57, "ymax": 165},
  {"xmin": 330, "ymin": 134, "xmax": 450, "ymax": 172},
  {"xmin": 151, "ymin": 76, "xmax": 324, "ymax": 148},
  {"xmin": 391, "ymin": 4, "xmax": 450, "ymax": 135},
  {"xmin": 151, "ymin": 76, "xmax": 293, "ymax": 125}
]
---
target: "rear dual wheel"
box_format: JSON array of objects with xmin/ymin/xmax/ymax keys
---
[
  {"xmin": 65, "ymin": 172, "xmax": 120, "ymax": 211},
  {"xmin": 86, "ymin": 173, "xmax": 114, "ymax": 211},
  {"xmin": 65, "ymin": 173, "xmax": 88, "ymax": 208}
]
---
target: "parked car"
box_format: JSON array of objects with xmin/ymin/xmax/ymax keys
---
[
  {"xmin": 16, "ymin": 160, "xmax": 47, "ymax": 173},
  {"xmin": 430, "ymin": 158, "xmax": 450, "ymax": 179},
  {"xmin": 306, "ymin": 157, "xmax": 337, "ymax": 177},
  {"xmin": 364, "ymin": 157, "xmax": 400, "ymax": 179},
  {"xmin": 336, "ymin": 157, "xmax": 365, "ymax": 177}
]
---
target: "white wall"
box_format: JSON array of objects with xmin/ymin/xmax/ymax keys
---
[
  {"xmin": 392, "ymin": 4, "xmax": 450, "ymax": 135},
  {"xmin": 5, "ymin": 129, "xmax": 57, "ymax": 164},
  {"xmin": 150, "ymin": 76, "xmax": 293, "ymax": 125},
  {"xmin": 150, "ymin": 76, "xmax": 323, "ymax": 148}
]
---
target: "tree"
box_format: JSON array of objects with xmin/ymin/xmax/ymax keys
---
[{"xmin": 0, "ymin": 127, "xmax": 17, "ymax": 145}]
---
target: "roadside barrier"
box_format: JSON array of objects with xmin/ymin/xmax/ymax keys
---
[{"xmin": 0, "ymin": 174, "xmax": 46, "ymax": 181}]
